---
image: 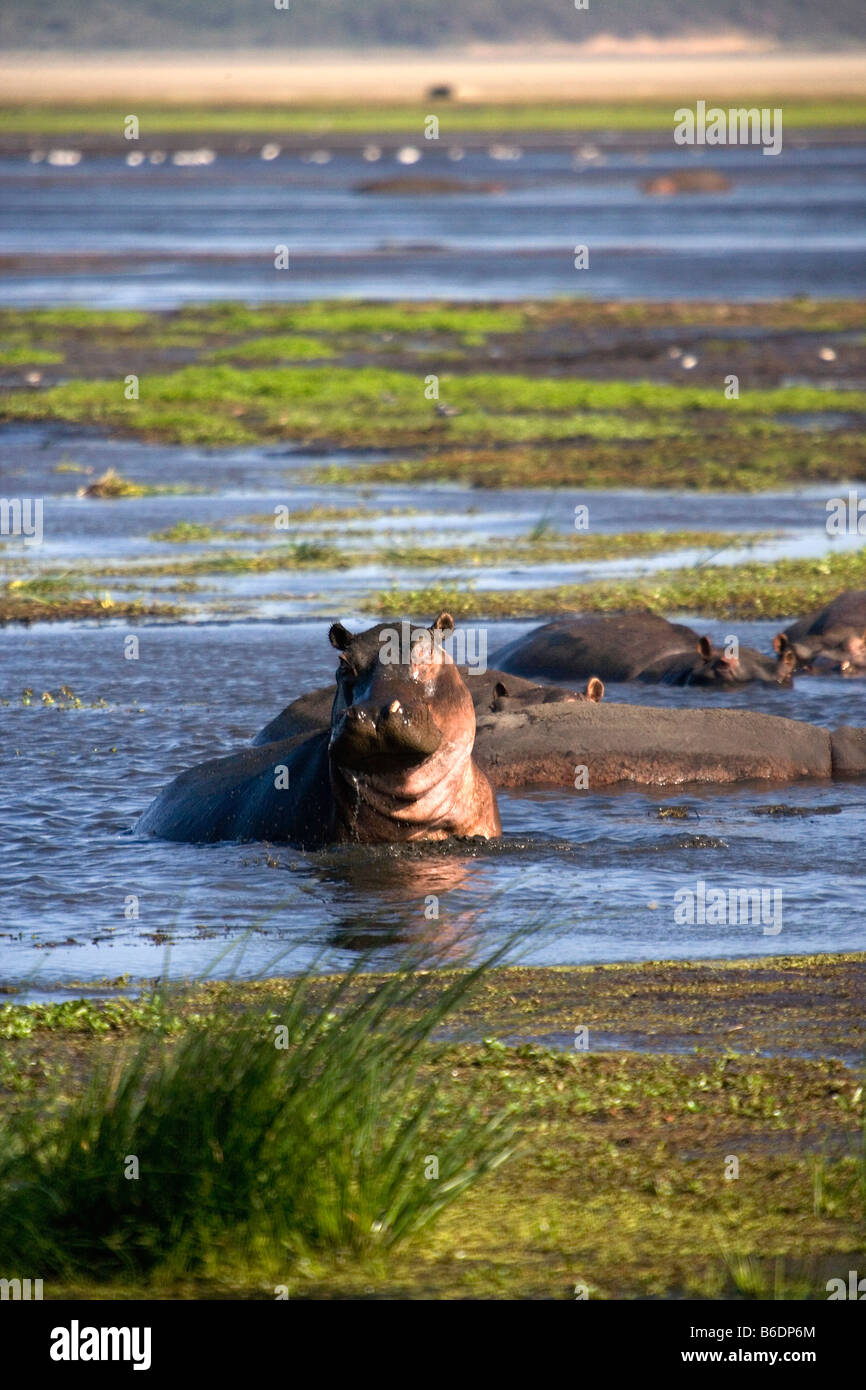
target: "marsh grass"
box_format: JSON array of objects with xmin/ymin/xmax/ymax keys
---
[
  {"xmin": 369, "ymin": 547, "xmax": 866, "ymax": 621},
  {"xmin": 313, "ymin": 433, "xmax": 866, "ymax": 492},
  {"xmin": 0, "ymin": 954, "xmax": 516, "ymax": 1279},
  {"xmin": 133, "ymin": 528, "xmax": 753, "ymax": 574},
  {"xmin": 4, "ymin": 363, "xmax": 862, "ymax": 451},
  {"xmin": 717, "ymin": 1250, "xmax": 815, "ymax": 1300},
  {"xmin": 2, "ymin": 103, "xmax": 865, "ymax": 136}
]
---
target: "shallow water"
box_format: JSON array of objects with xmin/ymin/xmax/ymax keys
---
[
  {"xmin": 2, "ymin": 125, "xmax": 865, "ymax": 994},
  {"xmin": 1, "ymin": 141, "xmax": 865, "ymax": 304},
  {"xmin": 2, "ymin": 612, "xmax": 865, "ymax": 1002},
  {"xmin": 3, "ymin": 425, "xmax": 866, "ymax": 998},
  {"xmin": 2, "ymin": 423, "xmax": 863, "ymax": 619}
]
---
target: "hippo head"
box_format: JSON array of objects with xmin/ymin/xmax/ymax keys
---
[
  {"xmin": 775, "ymin": 627, "xmax": 866, "ymax": 676},
  {"xmin": 490, "ymin": 676, "xmax": 604, "ymax": 711},
  {"xmin": 328, "ymin": 612, "xmax": 465, "ymax": 769},
  {"xmin": 840, "ymin": 631, "xmax": 866, "ymax": 669},
  {"xmin": 326, "ymin": 613, "xmax": 499, "ymax": 841},
  {"xmin": 691, "ymin": 636, "xmax": 795, "ymax": 686}
]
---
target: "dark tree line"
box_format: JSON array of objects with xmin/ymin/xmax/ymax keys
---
[{"xmin": 3, "ymin": 0, "xmax": 864, "ymax": 49}]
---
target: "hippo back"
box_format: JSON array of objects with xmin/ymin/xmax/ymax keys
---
[
  {"xmin": 492, "ymin": 613, "xmax": 699, "ymax": 683},
  {"xmin": 783, "ymin": 590, "xmax": 866, "ymax": 649}
]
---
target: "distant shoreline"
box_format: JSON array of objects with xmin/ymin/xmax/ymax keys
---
[{"xmin": 2, "ymin": 49, "xmax": 865, "ymax": 107}]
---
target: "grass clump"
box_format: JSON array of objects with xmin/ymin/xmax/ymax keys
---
[
  {"xmin": 0, "ymin": 957, "xmax": 515, "ymax": 1279},
  {"xmin": 0, "ymin": 344, "xmax": 63, "ymax": 366},
  {"xmin": 75, "ymin": 468, "xmax": 204, "ymax": 499},
  {"xmin": 207, "ymin": 335, "xmax": 335, "ymax": 362}
]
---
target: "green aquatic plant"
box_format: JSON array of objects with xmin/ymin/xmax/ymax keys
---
[{"xmin": 0, "ymin": 954, "xmax": 516, "ymax": 1277}]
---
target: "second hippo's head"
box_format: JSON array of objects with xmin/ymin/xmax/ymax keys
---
[
  {"xmin": 327, "ymin": 612, "xmax": 473, "ymax": 772},
  {"xmin": 691, "ymin": 636, "xmax": 796, "ymax": 686},
  {"xmin": 774, "ymin": 628, "xmax": 866, "ymax": 676}
]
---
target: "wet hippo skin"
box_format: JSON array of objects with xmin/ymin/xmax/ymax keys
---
[
  {"xmin": 829, "ymin": 725, "xmax": 866, "ymax": 777},
  {"xmin": 138, "ymin": 613, "xmax": 501, "ymax": 846},
  {"xmin": 473, "ymin": 703, "xmax": 834, "ymax": 788}
]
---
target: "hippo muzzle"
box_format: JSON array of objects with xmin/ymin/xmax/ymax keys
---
[{"xmin": 331, "ymin": 696, "xmax": 444, "ymax": 770}]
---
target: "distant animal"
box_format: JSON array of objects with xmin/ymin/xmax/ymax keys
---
[{"xmin": 642, "ymin": 170, "xmax": 731, "ymax": 196}]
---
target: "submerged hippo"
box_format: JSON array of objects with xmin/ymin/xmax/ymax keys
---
[
  {"xmin": 137, "ymin": 613, "xmax": 501, "ymax": 847},
  {"xmin": 491, "ymin": 675, "xmax": 603, "ymax": 712},
  {"xmin": 775, "ymin": 591, "xmax": 866, "ymax": 674},
  {"xmin": 252, "ymin": 665, "xmax": 602, "ymax": 746},
  {"xmin": 493, "ymin": 613, "xmax": 794, "ymax": 687}
]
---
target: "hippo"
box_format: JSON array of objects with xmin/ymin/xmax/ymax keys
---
[
  {"xmin": 491, "ymin": 675, "xmax": 603, "ymax": 712},
  {"xmin": 473, "ymin": 703, "xmax": 863, "ymax": 789},
  {"xmin": 137, "ymin": 613, "xmax": 501, "ymax": 847},
  {"xmin": 492, "ymin": 613, "xmax": 794, "ymax": 687},
  {"xmin": 252, "ymin": 665, "xmax": 602, "ymax": 746},
  {"xmin": 775, "ymin": 591, "xmax": 866, "ymax": 674}
]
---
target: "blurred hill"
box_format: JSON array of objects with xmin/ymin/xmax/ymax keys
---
[{"xmin": 3, "ymin": 0, "xmax": 865, "ymax": 50}]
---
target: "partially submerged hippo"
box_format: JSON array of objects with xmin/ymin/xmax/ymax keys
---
[
  {"xmin": 775, "ymin": 591, "xmax": 866, "ymax": 674},
  {"xmin": 252, "ymin": 665, "xmax": 602, "ymax": 746},
  {"xmin": 493, "ymin": 613, "xmax": 794, "ymax": 687},
  {"xmin": 473, "ymin": 703, "xmax": 866, "ymax": 788},
  {"xmin": 137, "ymin": 613, "xmax": 500, "ymax": 847},
  {"xmin": 491, "ymin": 675, "xmax": 603, "ymax": 713}
]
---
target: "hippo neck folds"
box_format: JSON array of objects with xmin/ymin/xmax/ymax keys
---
[{"xmin": 327, "ymin": 613, "xmax": 501, "ymax": 842}]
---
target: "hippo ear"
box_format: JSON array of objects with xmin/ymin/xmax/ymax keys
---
[
  {"xmin": 329, "ymin": 622, "xmax": 353, "ymax": 652},
  {"xmin": 773, "ymin": 632, "xmax": 789, "ymax": 654},
  {"xmin": 586, "ymin": 676, "xmax": 604, "ymax": 703},
  {"xmin": 697, "ymin": 636, "xmax": 714, "ymax": 662},
  {"xmin": 431, "ymin": 611, "xmax": 455, "ymax": 634}
]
